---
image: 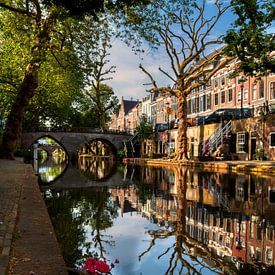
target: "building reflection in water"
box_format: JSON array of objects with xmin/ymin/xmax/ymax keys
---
[
  {"xmin": 39, "ymin": 158, "xmax": 275, "ymax": 273},
  {"xmin": 110, "ymin": 165, "xmax": 275, "ymax": 273}
]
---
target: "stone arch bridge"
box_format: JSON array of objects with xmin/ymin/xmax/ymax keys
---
[{"xmin": 21, "ymin": 131, "xmax": 132, "ymax": 159}]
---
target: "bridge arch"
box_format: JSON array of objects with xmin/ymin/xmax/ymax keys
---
[
  {"xmin": 21, "ymin": 131, "xmax": 131, "ymax": 160},
  {"xmin": 79, "ymin": 137, "xmax": 118, "ymax": 158},
  {"xmin": 27, "ymin": 134, "xmax": 69, "ymax": 158}
]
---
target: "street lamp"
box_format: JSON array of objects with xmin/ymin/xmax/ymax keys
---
[
  {"xmin": 240, "ymin": 75, "xmax": 246, "ymax": 119},
  {"xmin": 166, "ymin": 102, "xmax": 170, "ymax": 130},
  {"xmin": 166, "ymin": 102, "xmax": 170, "ymax": 155}
]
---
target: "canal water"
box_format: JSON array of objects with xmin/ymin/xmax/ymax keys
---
[{"xmin": 36, "ymin": 157, "xmax": 275, "ymax": 275}]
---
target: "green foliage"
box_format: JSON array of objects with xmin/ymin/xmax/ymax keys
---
[
  {"xmin": 135, "ymin": 115, "xmax": 153, "ymax": 142},
  {"xmin": 117, "ymin": 148, "xmax": 126, "ymax": 159},
  {"xmin": 72, "ymin": 18, "xmax": 119, "ymax": 130},
  {"xmin": 224, "ymin": 0, "xmax": 275, "ymax": 77}
]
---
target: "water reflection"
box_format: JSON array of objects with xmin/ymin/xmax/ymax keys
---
[
  {"xmin": 78, "ymin": 156, "xmax": 116, "ymax": 181},
  {"xmin": 36, "ymin": 156, "xmax": 68, "ymax": 183},
  {"xmin": 38, "ymin": 159, "xmax": 275, "ymax": 274}
]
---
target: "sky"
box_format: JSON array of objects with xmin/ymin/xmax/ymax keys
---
[
  {"xmin": 108, "ymin": 0, "xmax": 274, "ymax": 102},
  {"xmin": 108, "ymin": 0, "xmax": 235, "ymax": 101}
]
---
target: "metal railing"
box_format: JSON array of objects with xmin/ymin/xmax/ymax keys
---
[
  {"xmin": 201, "ymin": 120, "xmax": 232, "ymax": 155},
  {"xmin": 124, "ymin": 132, "xmax": 139, "ymax": 157}
]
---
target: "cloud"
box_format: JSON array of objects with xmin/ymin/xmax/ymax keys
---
[{"xmin": 109, "ymin": 40, "xmax": 173, "ymax": 101}]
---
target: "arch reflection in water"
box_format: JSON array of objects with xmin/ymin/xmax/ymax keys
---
[
  {"xmin": 36, "ymin": 155, "xmax": 68, "ymax": 183},
  {"xmin": 40, "ymin": 164, "xmax": 275, "ymax": 274},
  {"xmin": 78, "ymin": 156, "xmax": 116, "ymax": 181}
]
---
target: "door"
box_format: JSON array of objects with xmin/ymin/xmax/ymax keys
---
[{"xmin": 251, "ymin": 137, "xmax": 256, "ymax": 160}]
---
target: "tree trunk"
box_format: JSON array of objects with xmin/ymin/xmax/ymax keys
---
[
  {"xmin": 0, "ymin": 7, "xmax": 57, "ymax": 159},
  {"xmin": 176, "ymin": 92, "xmax": 189, "ymax": 161},
  {"xmin": 0, "ymin": 70, "xmax": 38, "ymax": 159}
]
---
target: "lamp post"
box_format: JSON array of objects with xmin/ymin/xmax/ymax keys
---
[
  {"xmin": 166, "ymin": 102, "xmax": 170, "ymax": 155},
  {"xmin": 240, "ymin": 75, "xmax": 246, "ymax": 119}
]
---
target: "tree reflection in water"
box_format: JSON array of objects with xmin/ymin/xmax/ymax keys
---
[
  {"xmin": 138, "ymin": 167, "xmax": 237, "ymax": 274},
  {"xmin": 39, "ymin": 159, "xmax": 275, "ymax": 274},
  {"xmin": 44, "ymin": 187, "xmax": 119, "ymax": 269}
]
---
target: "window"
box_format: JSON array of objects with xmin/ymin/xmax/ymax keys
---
[
  {"xmin": 270, "ymin": 132, "xmax": 275, "ymax": 148},
  {"xmin": 206, "ymin": 93, "xmax": 211, "ymax": 109},
  {"xmin": 214, "ymin": 93, "xmax": 219, "ymax": 105},
  {"xmin": 214, "ymin": 78, "xmax": 219, "ymax": 88},
  {"xmin": 237, "ymin": 76, "xmax": 242, "ymax": 84},
  {"xmin": 237, "ymin": 132, "xmax": 247, "ymax": 153},
  {"xmin": 228, "ymin": 89, "xmax": 233, "ymax": 102},
  {"xmin": 227, "ymin": 74, "xmax": 232, "ymax": 85},
  {"xmin": 266, "ymin": 248, "xmax": 273, "ymax": 265},
  {"xmin": 221, "ymin": 76, "xmax": 225, "ymax": 86},
  {"xmin": 195, "ymin": 97, "xmax": 199, "ymax": 113},
  {"xmin": 199, "ymin": 95, "xmax": 206, "ymax": 112},
  {"xmin": 259, "ymin": 80, "xmax": 264, "ymax": 98},
  {"xmin": 187, "ymin": 100, "xmax": 191, "ymax": 115},
  {"xmin": 221, "ymin": 91, "xmax": 225, "ymax": 103},
  {"xmin": 244, "ymin": 89, "xmax": 248, "ymax": 100},
  {"xmin": 249, "ymin": 222, "xmax": 254, "ymax": 238},
  {"xmin": 237, "ymin": 90, "xmax": 241, "ymax": 102},
  {"xmin": 270, "ymin": 82, "xmax": 275, "ymax": 100},
  {"xmin": 252, "ymin": 84, "xmax": 257, "ymax": 100},
  {"xmin": 267, "ymin": 227, "xmax": 274, "ymax": 241}
]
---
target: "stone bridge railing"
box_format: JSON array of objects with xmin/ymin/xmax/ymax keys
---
[{"xmin": 21, "ymin": 130, "xmax": 132, "ymax": 159}]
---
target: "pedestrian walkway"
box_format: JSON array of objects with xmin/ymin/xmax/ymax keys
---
[
  {"xmin": 0, "ymin": 160, "xmax": 23, "ymax": 275},
  {"xmin": 0, "ymin": 159, "xmax": 67, "ymax": 275}
]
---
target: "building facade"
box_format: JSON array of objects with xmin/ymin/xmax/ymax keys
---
[{"xmin": 109, "ymin": 57, "xmax": 275, "ymax": 160}]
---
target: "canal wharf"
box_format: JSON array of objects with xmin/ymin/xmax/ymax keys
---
[
  {"xmin": 124, "ymin": 158, "xmax": 275, "ymax": 176},
  {"xmin": 0, "ymin": 159, "xmax": 67, "ymax": 275}
]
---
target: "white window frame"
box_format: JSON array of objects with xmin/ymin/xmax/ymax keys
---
[
  {"xmin": 237, "ymin": 132, "xmax": 246, "ymax": 153},
  {"xmin": 252, "ymin": 84, "xmax": 257, "ymax": 101},
  {"xmin": 270, "ymin": 81, "xmax": 275, "ymax": 100},
  {"xmin": 244, "ymin": 89, "xmax": 248, "ymax": 100},
  {"xmin": 237, "ymin": 90, "xmax": 241, "ymax": 102}
]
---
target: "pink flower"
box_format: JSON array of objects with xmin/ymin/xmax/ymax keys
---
[
  {"xmin": 83, "ymin": 258, "xmax": 110, "ymax": 274},
  {"xmin": 96, "ymin": 260, "xmax": 110, "ymax": 273}
]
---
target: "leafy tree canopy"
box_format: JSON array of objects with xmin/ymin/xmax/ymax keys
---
[
  {"xmin": 224, "ymin": 0, "xmax": 275, "ymax": 77},
  {"xmin": 136, "ymin": 115, "xmax": 153, "ymax": 142}
]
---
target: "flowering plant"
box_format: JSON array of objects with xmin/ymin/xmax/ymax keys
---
[{"xmin": 83, "ymin": 258, "xmax": 119, "ymax": 274}]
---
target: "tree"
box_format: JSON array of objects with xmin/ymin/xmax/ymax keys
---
[
  {"xmin": 74, "ymin": 19, "xmax": 119, "ymax": 130},
  {"xmin": 140, "ymin": 1, "xmax": 232, "ymax": 160},
  {"xmin": 224, "ymin": 0, "xmax": 275, "ymax": 77},
  {"xmin": 0, "ymin": 0, "xmax": 176, "ymax": 159},
  {"xmin": 139, "ymin": 166, "xmax": 238, "ymax": 274},
  {"xmin": 135, "ymin": 115, "xmax": 153, "ymax": 142}
]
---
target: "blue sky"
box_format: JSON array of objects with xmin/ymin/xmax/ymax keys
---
[{"xmin": 108, "ymin": 0, "xmax": 273, "ymax": 101}]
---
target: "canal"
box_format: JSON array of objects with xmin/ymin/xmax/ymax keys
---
[{"xmin": 36, "ymin": 156, "xmax": 275, "ymax": 274}]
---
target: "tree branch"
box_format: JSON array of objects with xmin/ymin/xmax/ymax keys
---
[{"xmin": 0, "ymin": 1, "xmax": 35, "ymax": 16}]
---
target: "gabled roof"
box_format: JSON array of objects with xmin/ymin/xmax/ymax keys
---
[{"xmin": 123, "ymin": 99, "xmax": 138, "ymax": 115}]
